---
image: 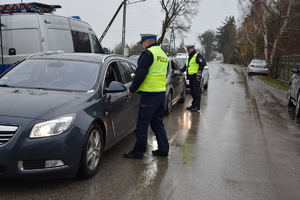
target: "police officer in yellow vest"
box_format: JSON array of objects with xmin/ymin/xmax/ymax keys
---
[
  {"xmin": 124, "ymin": 34, "xmax": 169, "ymax": 159},
  {"xmin": 180, "ymin": 45, "xmax": 206, "ymax": 112}
]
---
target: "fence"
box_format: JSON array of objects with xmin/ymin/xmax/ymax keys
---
[{"xmin": 271, "ymin": 55, "xmax": 300, "ymax": 82}]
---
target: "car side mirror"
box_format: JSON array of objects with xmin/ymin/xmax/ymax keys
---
[
  {"xmin": 291, "ymin": 67, "xmax": 300, "ymax": 73},
  {"xmin": 105, "ymin": 81, "xmax": 126, "ymax": 93}
]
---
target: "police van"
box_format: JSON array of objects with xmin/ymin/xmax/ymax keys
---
[{"xmin": 0, "ymin": 2, "xmax": 104, "ymax": 73}]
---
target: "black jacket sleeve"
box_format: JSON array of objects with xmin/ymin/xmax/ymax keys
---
[{"xmin": 196, "ymin": 53, "xmax": 206, "ymax": 74}]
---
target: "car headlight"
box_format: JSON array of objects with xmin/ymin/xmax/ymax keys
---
[{"xmin": 30, "ymin": 113, "xmax": 76, "ymax": 138}]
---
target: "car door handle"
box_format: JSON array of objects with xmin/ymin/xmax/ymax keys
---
[{"xmin": 125, "ymin": 95, "xmax": 131, "ymax": 101}]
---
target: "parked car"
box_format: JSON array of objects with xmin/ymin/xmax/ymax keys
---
[
  {"xmin": 0, "ymin": 51, "xmax": 140, "ymax": 179},
  {"xmin": 173, "ymin": 55, "xmax": 209, "ymax": 92},
  {"xmin": 128, "ymin": 56, "xmax": 186, "ymax": 115},
  {"xmin": 247, "ymin": 59, "xmax": 269, "ymax": 76},
  {"xmin": 287, "ymin": 67, "xmax": 300, "ymax": 117}
]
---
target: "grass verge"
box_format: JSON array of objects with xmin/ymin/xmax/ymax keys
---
[{"xmin": 256, "ymin": 76, "xmax": 289, "ymax": 92}]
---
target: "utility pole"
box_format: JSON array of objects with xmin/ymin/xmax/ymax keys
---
[
  {"xmin": 122, "ymin": 0, "xmax": 146, "ymax": 56},
  {"xmin": 121, "ymin": 0, "xmax": 127, "ymax": 56},
  {"xmin": 169, "ymin": 27, "xmax": 176, "ymax": 56}
]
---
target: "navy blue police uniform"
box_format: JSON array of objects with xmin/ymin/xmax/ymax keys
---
[
  {"xmin": 124, "ymin": 34, "xmax": 169, "ymax": 159},
  {"xmin": 180, "ymin": 45, "xmax": 206, "ymax": 111}
]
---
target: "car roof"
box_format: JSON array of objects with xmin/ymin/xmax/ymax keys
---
[{"xmin": 27, "ymin": 51, "xmax": 127, "ymax": 63}]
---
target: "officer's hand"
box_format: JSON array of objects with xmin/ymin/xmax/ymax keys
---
[
  {"xmin": 128, "ymin": 89, "xmax": 132, "ymax": 95},
  {"xmin": 196, "ymin": 73, "xmax": 201, "ymax": 80}
]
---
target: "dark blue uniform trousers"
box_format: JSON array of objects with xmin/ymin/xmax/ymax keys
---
[
  {"xmin": 189, "ymin": 78, "xmax": 201, "ymax": 109},
  {"xmin": 133, "ymin": 92, "xmax": 169, "ymax": 155}
]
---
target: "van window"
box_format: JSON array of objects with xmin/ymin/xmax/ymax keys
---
[
  {"xmin": 47, "ymin": 29, "xmax": 73, "ymax": 52},
  {"xmin": 71, "ymin": 31, "xmax": 91, "ymax": 53},
  {"xmin": 92, "ymin": 35, "xmax": 102, "ymax": 54},
  {"xmin": 11, "ymin": 29, "xmax": 41, "ymax": 54}
]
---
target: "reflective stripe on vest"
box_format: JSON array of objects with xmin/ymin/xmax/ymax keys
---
[
  {"xmin": 186, "ymin": 53, "xmax": 199, "ymax": 75},
  {"xmin": 137, "ymin": 46, "xmax": 168, "ymax": 92}
]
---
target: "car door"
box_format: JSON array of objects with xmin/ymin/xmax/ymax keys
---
[
  {"xmin": 117, "ymin": 61, "xmax": 140, "ymax": 121},
  {"xmin": 103, "ymin": 60, "xmax": 134, "ymax": 138},
  {"xmin": 169, "ymin": 59, "xmax": 183, "ymax": 102}
]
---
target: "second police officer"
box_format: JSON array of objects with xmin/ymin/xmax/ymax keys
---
[{"xmin": 180, "ymin": 44, "xmax": 206, "ymax": 112}]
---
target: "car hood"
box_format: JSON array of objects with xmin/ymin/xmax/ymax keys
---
[{"xmin": 0, "ymin": 88, "xmax": 93, "ymax": 120}]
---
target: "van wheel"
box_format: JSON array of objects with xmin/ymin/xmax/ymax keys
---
[
  {"xmin": 296, "ymin": 95, "xmax": 300, "ymax": 118},
  {"xmin": 165, "ymin": 92, "xmax": 172, "ymax": 115},
  {"xmin": 78, "ymin": 124, "xmax": 103, "ymax": 179}
]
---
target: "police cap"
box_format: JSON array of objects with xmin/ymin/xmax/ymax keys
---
[
  {"xmin": 185, "ymin": 45, "xmax": 195, "ymax": 49},
  {"xmin": 139, "ymin": 33, "xmax": 157, "ymax": 44}
]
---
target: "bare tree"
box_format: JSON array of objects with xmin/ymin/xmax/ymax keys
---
[
  {"xmin": 268, "ymin": 0, "xmax": 294, "ymax": 68},
  {"xmin": 239, "ymin": 0, "xmax": 296, "ymax": 69},
  {"xmin": 238, "ymin": 0, "xmax": 262, "ymax": 58},
  {"xmin": 157, "ymin": 0, "xmax": 200, "ymax": 45}
]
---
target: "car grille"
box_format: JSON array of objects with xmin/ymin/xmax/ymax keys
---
[{"xmin": 0, "ymin": 125, "xmax": 18, "ymax": 145}]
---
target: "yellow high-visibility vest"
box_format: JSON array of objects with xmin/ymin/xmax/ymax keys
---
[
  {"xmin": 186, "ymin": 53, "xmax": 199, "ymax": 75},
  {"xmin": 137, "ymin": 46, "xmax": 168, "ymax": 92}
]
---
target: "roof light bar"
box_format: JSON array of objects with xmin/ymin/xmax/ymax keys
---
[{"xmin": 0, "ymin": 2, "xmax": 61, "ymax": 14}]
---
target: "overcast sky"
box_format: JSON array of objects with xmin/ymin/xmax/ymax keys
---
[{"xmin": 1, "ymin": 0, "xmax": 240, "ymax": 50}]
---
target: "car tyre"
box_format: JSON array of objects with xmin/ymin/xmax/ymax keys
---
[
  {"xmin": 165, "ymin": 92, "xmax": 172, "ymax": 115},
  {"xmin": 296, "ymin": 95, "xmax": 300, "ymax": 118},
  {"xmin": 178, "ymin": 84, "xmax": 186, "ymax": 103},
  {"xmin": 200, "ymin": 79, "xmax": 204, "ymax": 92},
  {"xmin": 287, "ymin": 88, "xmax": 294, "ymax": 107},
  {"xmin": 204, "ymin": 78, "xmax": 208, "ymax": 90},
  {"xmin": 78, "ymin": 123, "xmax": 103, "ymax": 179}
]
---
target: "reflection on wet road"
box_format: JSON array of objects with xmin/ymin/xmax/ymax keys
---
[{"xmin": 1, "ymin": 62, "xmax": 300, "ymax": 200}]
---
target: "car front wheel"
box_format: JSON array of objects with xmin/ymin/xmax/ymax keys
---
[
  {"xmin": 78, "ymin": 123, "xmax": 103, "ymax": 179},
  {"xmin": 178, "ymin": 84, "xmax": 186, "ymax": 103},
  {"xmin": 165, "ymin": 92, "xmax": 172, "ymax": 115},
  {"xmin": 287, "ymin": 88, "xmax": 294, "ymax": 107}
]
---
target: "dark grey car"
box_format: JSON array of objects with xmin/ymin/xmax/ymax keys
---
[{"xmin": 0, "ymin": 51, "xmax": 140, "ymax": 179}]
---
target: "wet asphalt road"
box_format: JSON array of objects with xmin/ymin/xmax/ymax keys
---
[{"xmin": 1, "ymin": 61, "xmax": 300, "ymax": 200}]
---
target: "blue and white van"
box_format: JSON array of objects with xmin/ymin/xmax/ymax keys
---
[{"xmin": 0, "ymin": 2, "xmax": 103, "ymax": 73}]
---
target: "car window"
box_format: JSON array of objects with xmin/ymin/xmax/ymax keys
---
[
  {"xmin": 117, "ymin": 61, "xmax": 135, "ymax": 84},
  {"xmin": 0, "ymin": 59, "xmax": 99, "ymax": 91},
  {"xmin": 173, "ymin": 57, "xmax": 187, "ymax": 68},
  {"xmin": 171, "ymin": 60, "xmax": 179, "ymax": 70},
  {"xmin": 251, "ymin": 59, "xmax": 266, "ymax": 65}
]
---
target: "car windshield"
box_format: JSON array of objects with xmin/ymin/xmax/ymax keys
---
[
  {"xmin": 251, "ymin": 59, "xmax": 266, "ymax": 65},
  {"xmin": 0, "ymin": 59, "xmax": 99, "ymax": 91}
]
